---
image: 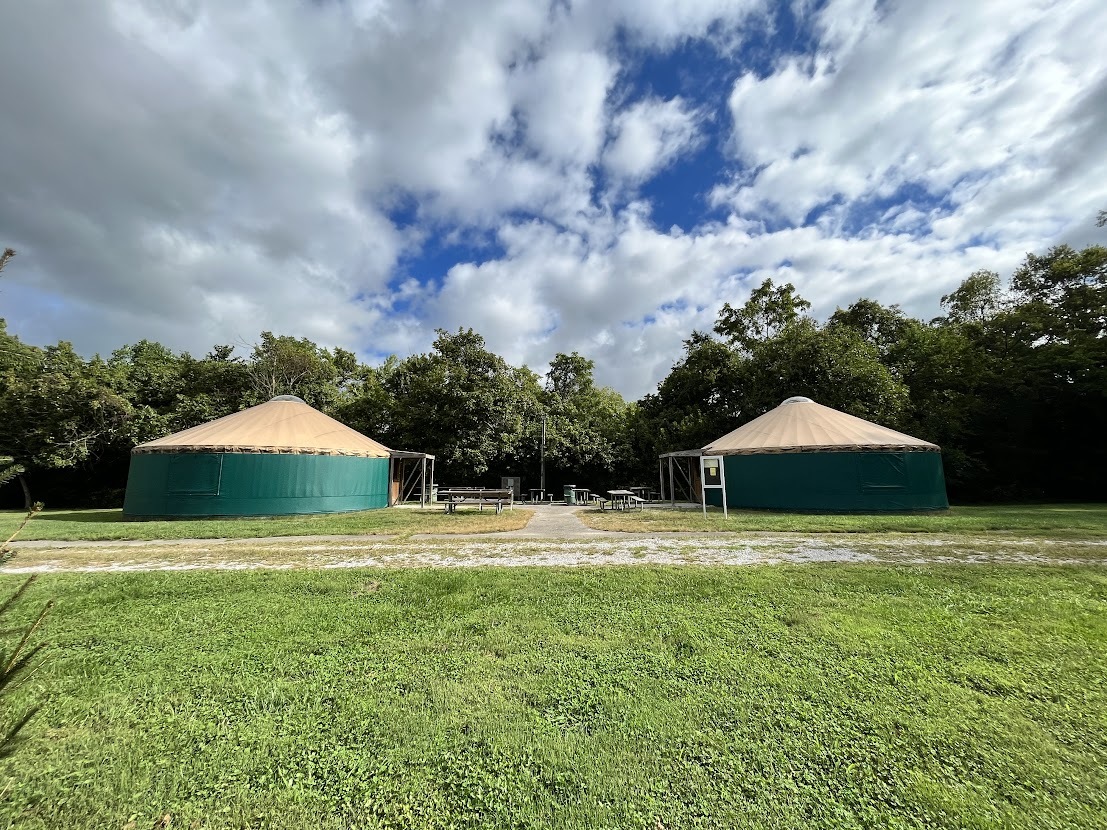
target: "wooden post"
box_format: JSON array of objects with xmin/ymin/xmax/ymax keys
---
[
  {"xmin": 387, "ymin": 456, "xmax": 394, "ymax": 507},
  {"xmin": 700, "ymin": 456, "xmax": 707, "ymax": 518},
  {"xmin": 420, "ymin": 457, "xmax": 427, "ymax": 508},
  {"xmin": 668, "ymin": 456, "xmax": 675, "ymax": 507}
]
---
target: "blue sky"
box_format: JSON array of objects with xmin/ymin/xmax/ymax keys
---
[{"xmin": 1, "ymin": 0, "xmax": 1105, "ymax": 397}]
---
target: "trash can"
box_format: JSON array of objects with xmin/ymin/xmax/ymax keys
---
[
  {"xmin": 563, "ymin": 484, "xmax": 576, "ymax": 505},
  {"xmin": 430, "ymin": 484, "xmax": 439, "ymax": 503}
]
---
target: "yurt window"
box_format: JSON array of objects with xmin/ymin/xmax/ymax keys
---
[
  {"xmin": 167, "ymin": 455, "xmax": 223, "ymax": 495},
  {"xmin": 860, "ymin": 453, "xmax": 907, "ymax": 491}
]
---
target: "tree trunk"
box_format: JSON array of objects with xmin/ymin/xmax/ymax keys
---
[{"xmin": 17, "ymin": 474, "xmax": 31, "ymax": 512}]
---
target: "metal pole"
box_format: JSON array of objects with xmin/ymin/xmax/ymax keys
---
[
  {"xmin": 420, "ymin": 457, "xmax": 426, "ymax": 508},
  {"xmin": 540, "ymin": 414, "xmax": 547, "ymax": 497},
  {"xmin": 429, "ymin": 457, "xmax": 435, "ymax": 504},
  {"xmin": 700, "ymin": 457, "xmax": 707, "ymax": 518},
  {"xmin": 719, "ymin": 456, "xmax": 728, "ymax": 519}
]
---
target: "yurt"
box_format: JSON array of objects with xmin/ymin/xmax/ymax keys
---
[
  {"xmin": 124, "ymin": 396, "xmax": 396, "ymax": 518},
  {"xmin": 664, "ymin": 397, "xmax": 948, "ymax": 512}
]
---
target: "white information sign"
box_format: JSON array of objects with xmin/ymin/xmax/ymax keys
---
[{"xmin": 699, "ymin": 455, "xmax": 727, "ymax": 518}]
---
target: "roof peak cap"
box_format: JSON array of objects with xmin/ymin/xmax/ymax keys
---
[
  {"xmin": 781, "ymin": 396, "xmax": 814, "ymax": 404},
  {"xmin": 270, "ymin": 395, "xmax": 306, "ymax": 403}
]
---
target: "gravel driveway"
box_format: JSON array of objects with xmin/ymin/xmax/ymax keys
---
[{"xmin": 3, "ymin": 533, "xmax": 1105, "ymax": 574}]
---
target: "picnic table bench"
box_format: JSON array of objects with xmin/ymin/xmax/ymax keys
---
[{"xmin": 440, "ymin": 487, "xmax": 514, "ymax": 514}]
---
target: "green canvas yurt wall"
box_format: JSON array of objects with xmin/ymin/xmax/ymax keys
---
[
  {"xmin": 123, "ymin": 452, "xmax": 390, "ymax": 517},
  {"xmin": 704, "ymin": 450, "xmax": 948, "ymax": 511},
  {"xmin": 123, "ymin": 396, "xmax": 393, "ymax": 518},
  {"xmin": 693, "ymin": 396, "xmax": 949, "ymax": 512}
]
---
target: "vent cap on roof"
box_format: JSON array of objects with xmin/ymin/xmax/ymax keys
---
[
  {"xmin": 270, "ymin": 395, "xmax": 306, "ymax": 403},
  {"xmin": 782, "ymin": 396, "xmax": 813, "ymax": 404}
]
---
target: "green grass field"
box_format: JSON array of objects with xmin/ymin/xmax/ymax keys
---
[
  {"xmin": 0, "ymin": 507, "xmax": 532, "ymax": 542},
  {"xmin": 2, "ymin": 565, "xmax": 1105, "ymax": 828},
  {"xmin": 579, "ymin": 503, "xmax": 1107, "ymax": 537}
]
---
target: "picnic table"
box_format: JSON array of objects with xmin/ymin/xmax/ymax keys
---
[
  {"xmin": 606, "ymin": 489, "xmax": 646, "ymax": 511},
  {"xmin": 440, "ymin": 487, "xmax": 514, "ymax": 514},
  {"xmin": 527, "ymin": 488, "xmax": 547, "ymax": 503},
  {"xmin": 572, "ymin": 487, "xmax": 589, "ymax": 504},
  {"xmin": 628, "ymin": 486, "xmax": 659, "ymax": 502}
]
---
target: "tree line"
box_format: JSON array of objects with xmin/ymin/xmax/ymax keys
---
[{"xmin": 1, "ymin": 238, "xmax": 1105, "ymax": 508}]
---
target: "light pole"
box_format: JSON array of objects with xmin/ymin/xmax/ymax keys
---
[{"xmin": 540, "ymin": 413, "xmax": 547, "ymax": 496}]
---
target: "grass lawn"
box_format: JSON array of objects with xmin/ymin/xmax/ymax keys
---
[
  {"xmin": 579, "ymin": 503, "xmax": 1107, "ymax": 537},
  {"xmin": 0, "ymin": 507, "xmax": 532, "ymax": 542},
  {"xmin": 2, "ymin": 565, "xmax": 1105, "ymax": 828}
]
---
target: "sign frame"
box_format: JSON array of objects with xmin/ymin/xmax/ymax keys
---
[{"xmin": 699, "ymin": 455, "xmax": 727, "ymax": 518}]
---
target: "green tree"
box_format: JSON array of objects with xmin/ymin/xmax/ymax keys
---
[
  {"xmin": 998, "ymin": 244, "xmax": 1107, "ymax": 498},
  {"xmin": 714, "ymin": 279, "xmax": 812, "ymax": 351},
  {"xmin": 1009, "ymin": 244, "xmax": 1107, "ymax": 340},
  {"xmin": 743, "ymin": 320, "xmax": 909, "ymax": 424},
  {"xmin": 386, "ymin": 329, "xmax": 543, "ymax": 482},
  {"xmin": 334, "ymin": 357, "xmax": 400, "ymax": 446},
  {"xmin": 885, "ymin": 320, "xmax": 990, "ymax": 493},
  {"xmin": 541, "ymin": 352, "xmax": 631, "ymax": 487},
  {"xmin": 105, "ymin": 340, "xmax": 186, "ymax": 447},
  {"xmin": 108, "ymin": 341, "xmax": 186, "ymax": 412},
  {"xmin": 247, "ymin": 332, "xmax": 351, "ymax": 412},
  {"xmin": 0, "ymin": 343, "xmax": 131, "ymax": 509},
  {"xmin": 1, "ymin": 252, "xmax": 32, "ymax": 507},
  {"xmin": 171, "ymin": 345, "xmax": 253, "ymax": 431},
  {"xmin": 635, "ymin": 332, "xmax": 744, "ymax": 458},
  {"xmin": 940, "ymin": 270, "xmax": 1004, "ymax": 326},
  {"xmin": 827, "ymin": 298, "xmax": 910, "ymax": 357}
]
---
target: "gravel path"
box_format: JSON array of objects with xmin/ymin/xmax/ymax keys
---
[
  {"xmin": 3, "ymin": 533, "xmax": 1104, "ymax": 574},
  {"xmin": 415, "ymin": 504, "xmax": 606, "ymax": 539},
  {"xmin": 4, "ymin": 505, "xmax": 1105, "ymax": 574},
  {"xmin": 3, "ymin": 505, "xmax": 644, "ymax": 550}
]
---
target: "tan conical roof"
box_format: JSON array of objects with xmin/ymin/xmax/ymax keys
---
[
  {"xmin": 704, "ymin": 397, "xmax": 939, "ymax": 455},
  {"xmin": 133, "ymin": 396, "xmax": 392, "ymax": 457}
]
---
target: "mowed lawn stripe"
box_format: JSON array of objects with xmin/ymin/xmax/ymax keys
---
[
  {"xmin": 1, "ymin": 565, "xmax": 1105, "ymax": 829},
  {"xmin": 0, "ymin": 507, "xmax": 533, "ymax": 542},
  {"xmin": 579, "ymin": 503, "xmax": 1107, "ymax": 538},
  {"xmin": 5, "ymin": 504, "xmax": 1107, "ymax": 543}
]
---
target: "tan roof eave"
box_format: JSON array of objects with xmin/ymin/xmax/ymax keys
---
[
  {"xmin": 132, "ymin": 445, "xmax": 388, "ymax": 458},
  {"xmin": 709, "ymin": 444, "xmax": 941, "ymax": 455}
]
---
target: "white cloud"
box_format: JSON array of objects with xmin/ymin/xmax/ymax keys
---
[
  {"xmin": 403, "ymin": 206, "xmax": 1036, "ymax": 396},
  {"xmin": 716, "ymin": 0, "xmax": 1107, "ymax": 234},
  {"xmin": 1, "ymin": 0, "xmax": 1105, "ymax": 401},
  {"xmin": 605, "ymin": 97, "xmax": 704, "ymax": 183},
  {"xmin": 512, "ymin": 49, "xmax": 616, "ymax": 166}
]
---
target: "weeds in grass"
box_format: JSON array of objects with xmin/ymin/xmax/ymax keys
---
[
  {"xmin": 351, "ymin": 580, "xmax": 382, "ymax": 597},
  {"xmin": 579, "ymin": 504, "xmax": 1107, "ymax": 538},
  {"xmin": 0, "ymin": 576, "xmax": 51, "ymax": 758},
  {"xmin": 0, "ymin": 506, "xmax": 532, "ymax": 543},
  {"xmin": 0, "ymin": 502, "xmax": 43, "ymax": 563}
]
